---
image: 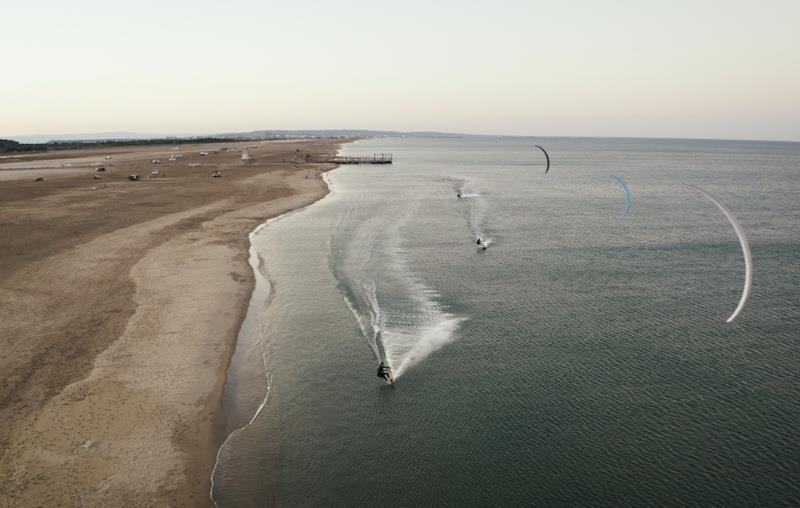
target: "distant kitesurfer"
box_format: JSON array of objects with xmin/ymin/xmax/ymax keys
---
[
  {"xmin": 476, "ymin": 238, "xmax": 483, "ymax": 246},
  {"xmin": 457, "ymin": 192, "xmax": 462, "ymax": 199},
  {"xmin": 377, "ymin": 362, "xmax": 392, "ymax": 383}
]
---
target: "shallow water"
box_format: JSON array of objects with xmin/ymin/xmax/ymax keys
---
[{"xmin": 213, "ymin": 137, "xmax": 800, "ymax": 507}]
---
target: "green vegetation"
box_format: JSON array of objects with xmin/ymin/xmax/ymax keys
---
[{"xmin": 0, "ymin": 139, "xmax": 46, "ymax": 153}]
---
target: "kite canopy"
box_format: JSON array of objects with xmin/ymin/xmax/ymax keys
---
[
  {"xmin": 686, "ymin": 185, "xmax": 753, "ymax": 323},
  {"xmin": 535, "ymin": 145, "xmax": 550, "ymax": 174},
  {"xmin": 609, "ymin": 173, "xmax": 632, "ymax": 217}
]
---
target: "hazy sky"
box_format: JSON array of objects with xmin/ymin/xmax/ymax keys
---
[{"xmin": 3, "ymin": 0, "xmax": 798, "ymax": 140}]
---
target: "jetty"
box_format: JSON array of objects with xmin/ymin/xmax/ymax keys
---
[{"xmin": 329, "ymin": 153, "xmax": 392, "ymax": 165}]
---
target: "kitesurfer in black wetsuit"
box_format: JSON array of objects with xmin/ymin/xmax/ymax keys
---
[{"xmin": 377, "ymin": 362, "xmax": 391, "ymax": 382}]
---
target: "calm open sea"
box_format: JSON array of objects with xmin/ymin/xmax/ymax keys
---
[{"xmin": 212, "ymin": 136, "xmax": 799, "ymax": 507}]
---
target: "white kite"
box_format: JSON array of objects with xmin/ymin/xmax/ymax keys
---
[{"xmin": 687, "ymin": 185, "xmax": 753, "ymax": 323}]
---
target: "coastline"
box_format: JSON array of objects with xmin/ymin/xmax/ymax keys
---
[
  {"xmin": 0, "ymin": 139, "xmax": 346, "ymax": 506},
  {"xmin": 209, "ymin": 169, "xmax": 337, "ymax": 505}
]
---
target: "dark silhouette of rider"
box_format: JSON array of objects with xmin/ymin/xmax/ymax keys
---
[{"xmin": 377, "ymin": 362, "xmax": 391, "ymax": 381}]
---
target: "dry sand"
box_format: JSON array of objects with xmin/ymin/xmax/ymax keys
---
[{"xmin": 0, "ymin": 139, "xmax": 345, "ymax": 506}]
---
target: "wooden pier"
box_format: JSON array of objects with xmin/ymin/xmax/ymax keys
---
[{"xmin": 329, "ymin": 153, "xmax": 392, "ymax": 165}]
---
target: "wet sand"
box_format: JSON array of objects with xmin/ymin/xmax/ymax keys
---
[{"xmin": 0, "ymin": 139, "xmax": 344, "ymax": 506}]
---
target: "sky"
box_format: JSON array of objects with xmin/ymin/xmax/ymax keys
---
[{"xmin": 2, "ymin": 0, "xmax": 799, "ymax": 141}]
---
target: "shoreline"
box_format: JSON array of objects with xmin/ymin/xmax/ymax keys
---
[
  {"xmin": 209, "ymin": 167, "xmax": 338, "ymax": 506},
  {"xmin": 0, "ymin": 139, "xmax": 347, "ymax": 506}
]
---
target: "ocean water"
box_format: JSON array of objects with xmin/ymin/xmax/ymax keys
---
[{"xmin": 212, "ymin": 137, "xmax": 800, "ymax": 507}]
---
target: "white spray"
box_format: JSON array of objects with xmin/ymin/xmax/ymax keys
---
[{"xmin": 331, "ymin": 196, "xmax": 464, "ymax": 380}]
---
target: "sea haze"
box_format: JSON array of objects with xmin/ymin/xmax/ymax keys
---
[{"xmin": 212, "ymin": 137, "xmax": 800, "ymax": 507}]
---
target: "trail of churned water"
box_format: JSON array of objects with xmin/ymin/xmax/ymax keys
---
[
  {"xmin": 452, "ymin": 177, "xmax": 491, "ymax": 246},
  {"xmin": 378, "ymin": 227, "xmax": 467, "ymax": 378},
  {"xmin": 329, "ymin": 189, "xmax": 464, "ymax": 380}
]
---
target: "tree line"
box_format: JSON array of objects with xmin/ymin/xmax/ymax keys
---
[{"xmin": 1, "ymin": 137, "xmax": 251, "ymax": 154}]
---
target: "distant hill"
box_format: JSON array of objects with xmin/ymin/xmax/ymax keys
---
[{"xmin": 226, "ymin": 129, "xmax": 467, "ymax": 139}]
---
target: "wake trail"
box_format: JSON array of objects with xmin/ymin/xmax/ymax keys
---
[
  {"xmin": 453, "ymin": 177, "xmax": 491, "ymax": 246},
  {"xmin": 329, "ymin": 201, "xmax": 384, "ymax": 358},
  {"xmin": 329, "ymin": 192, "xmax": 464, "ymax": 379}
]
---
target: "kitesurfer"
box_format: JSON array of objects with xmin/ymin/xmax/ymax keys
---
[
  {"xmin": 457, "ymin": 192, "xmax": 462, "ymax": 199},
  {"xmin": 476, "ymin": 238, "xmax": 483, "ymax": 246},
  {"xmin": 377, "ymin": 362, "xmax": 392, "ymax": 382}
]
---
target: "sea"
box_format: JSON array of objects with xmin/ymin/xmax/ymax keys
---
[{"xmin": 211, "ymin": 136, "xmax": 800, "ymax": 507}]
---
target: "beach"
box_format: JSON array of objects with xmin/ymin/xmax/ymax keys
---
[{"xmin": 0, "ymin": 139, "xmax": 342, "ymax": 506}]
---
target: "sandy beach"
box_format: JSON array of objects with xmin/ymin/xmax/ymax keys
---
[{"xmin": 0, "ymin": 139, "xmax": 343, "ymax": 506}]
